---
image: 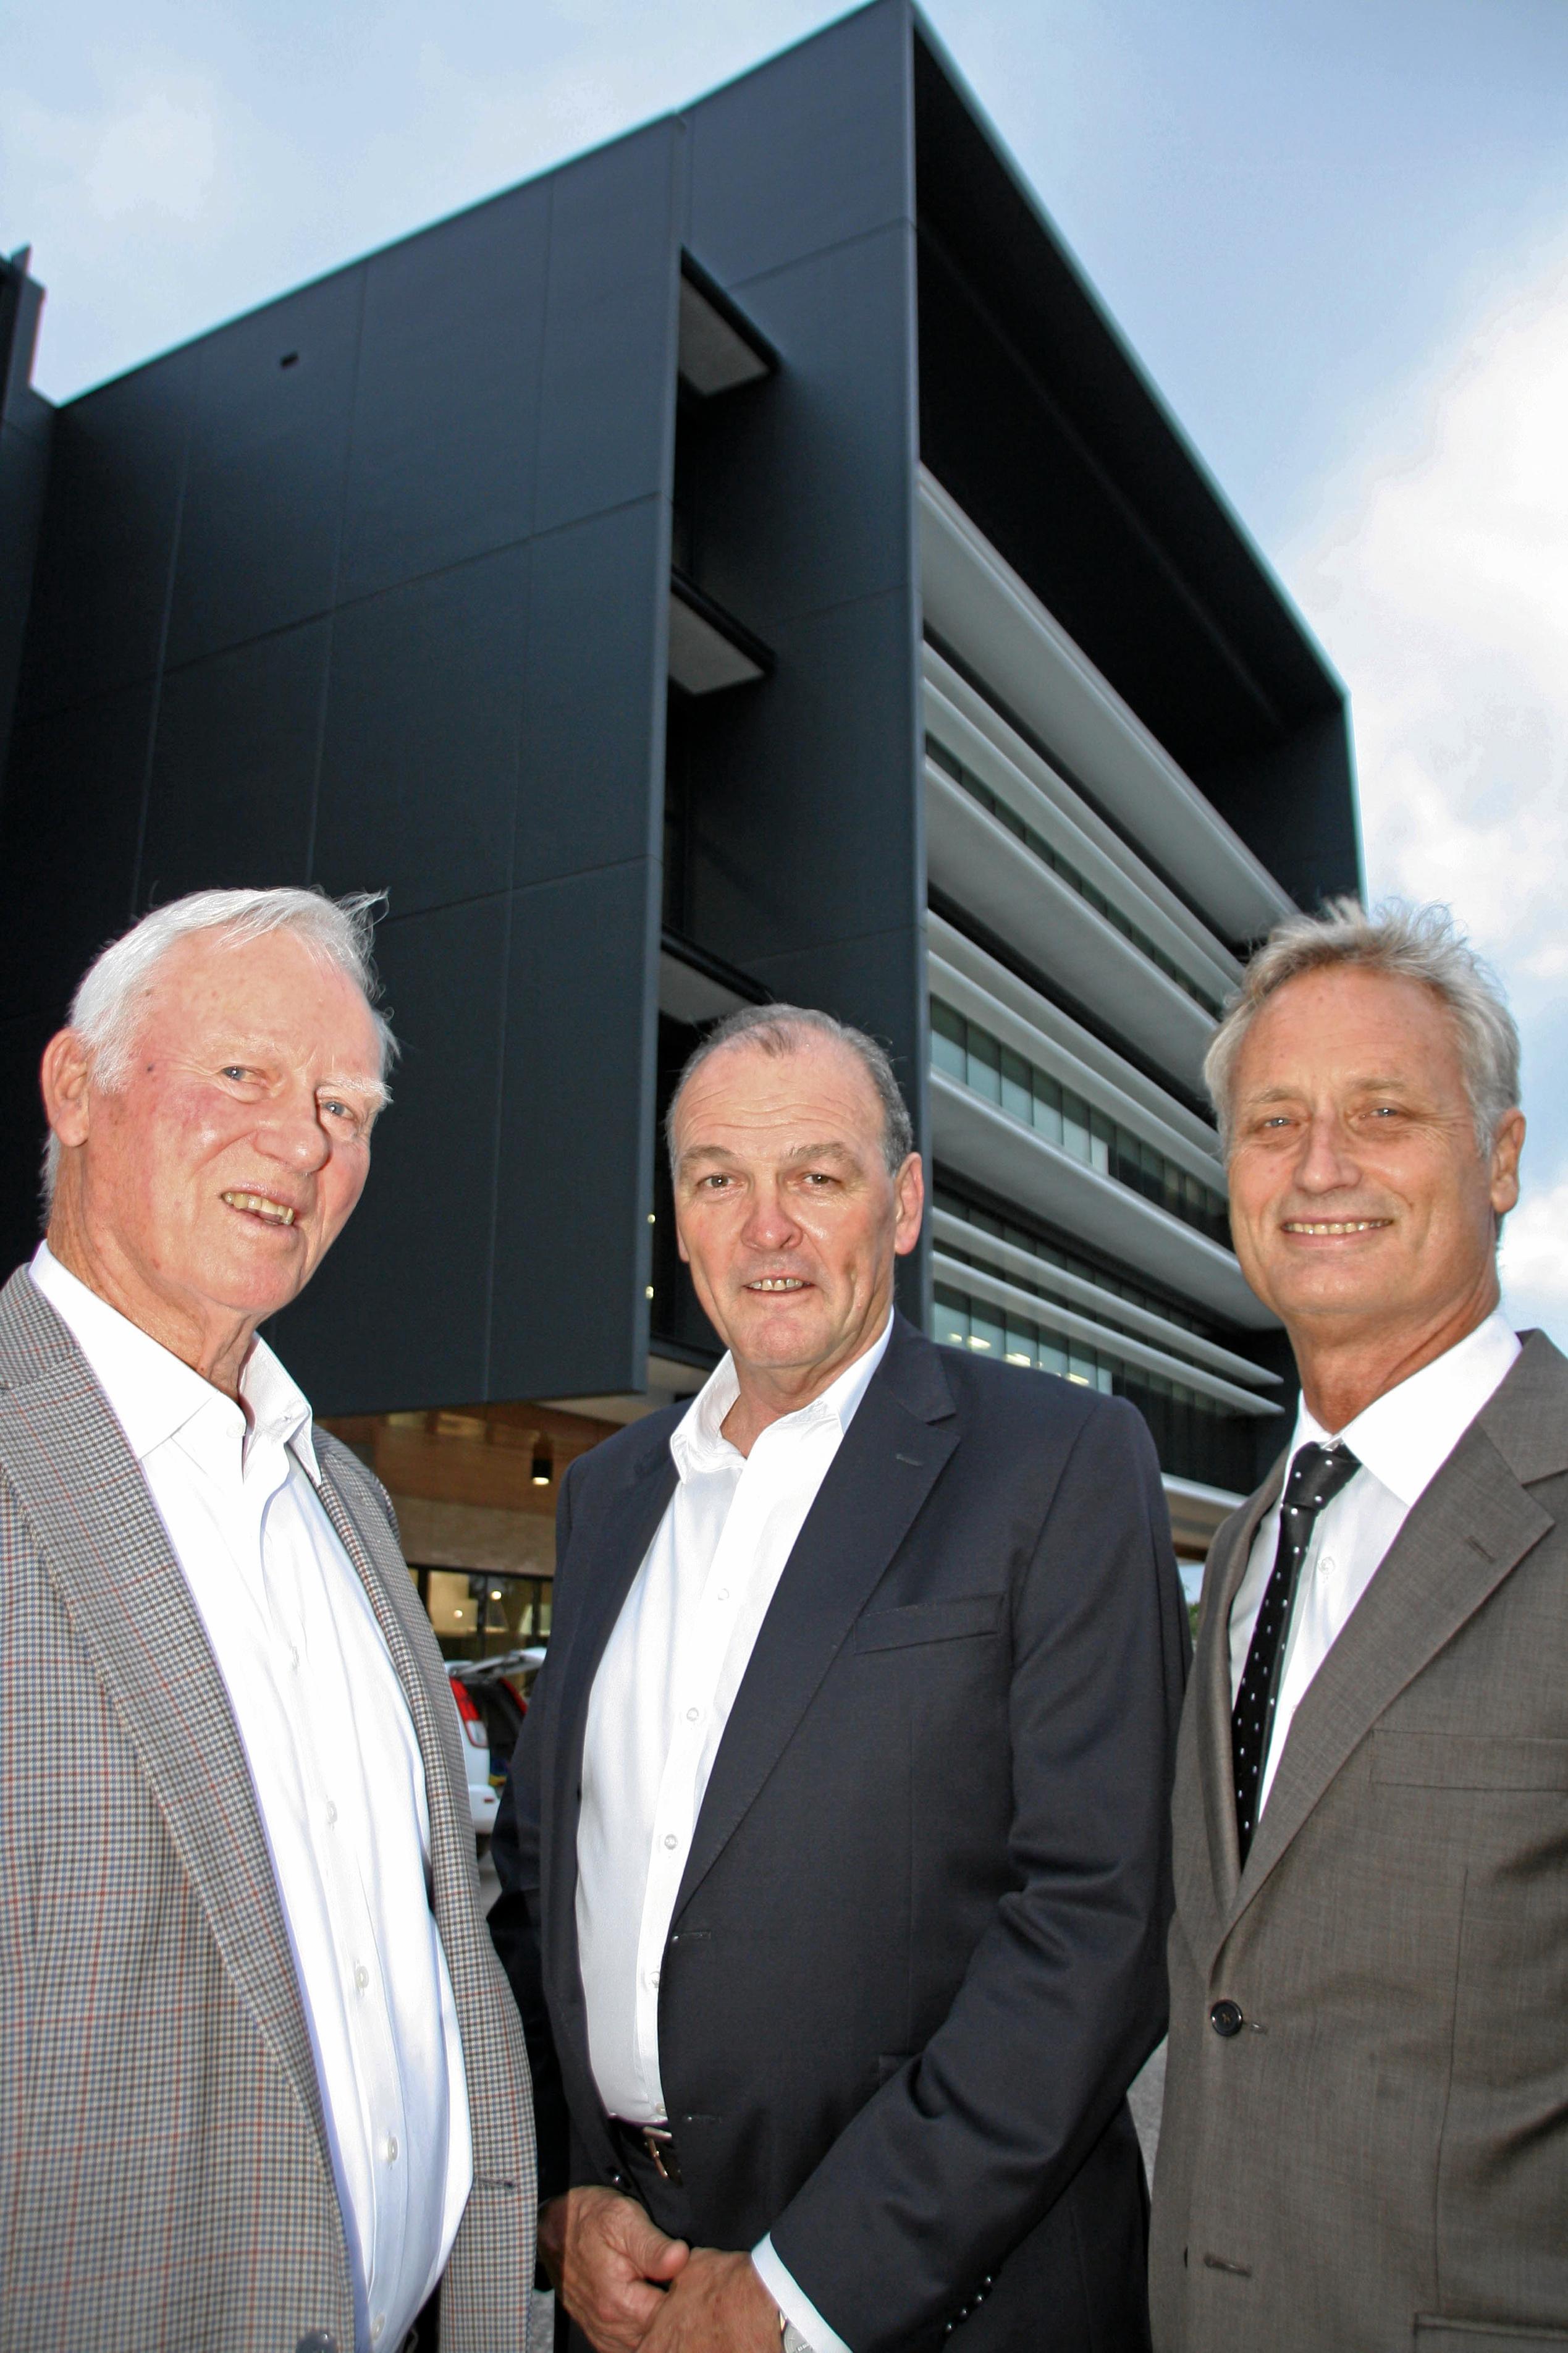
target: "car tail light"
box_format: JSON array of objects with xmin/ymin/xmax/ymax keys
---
[{"xmin": 449, "ymin": 1676, "xmax": 489, "ymax": 1749}]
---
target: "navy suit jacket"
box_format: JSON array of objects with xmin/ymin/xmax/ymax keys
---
[{"xmin": 491, "ymin": 1312, "xmax": 1187, "ymax": 2352}]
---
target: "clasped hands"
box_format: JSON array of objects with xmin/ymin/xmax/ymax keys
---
[{"xmin": 540, "ymin": 2185, "xmax": 782, "ymax": 2353}]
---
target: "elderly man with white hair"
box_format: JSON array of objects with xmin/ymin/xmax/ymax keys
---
[
  {"xmin": 1150, "ymin": 898, "xmax": 1567, "ymax": 2353},
  {"xmin": 0, "ymin": 889, "xmax": 535, "ymax": 2353}
]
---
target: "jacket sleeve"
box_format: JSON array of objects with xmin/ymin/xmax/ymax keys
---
[
  {"xmin": 770, "ymin": 1395, "xmax": 1189, "ymax": 2353},
  {"xmin": 488, "ymin": 1460, "xmax": 581, "ymax": 2207}
]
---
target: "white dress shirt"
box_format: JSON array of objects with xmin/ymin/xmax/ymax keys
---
[
  {"xmin": 32, "ymin": 1245, "xmax": 472, "ymax": 2353},
  {"xmin": 1229, "ymin": 1307, "xmax": 1520, "ymax": 1818},
  {"xmin": 576, "ymin": 1314, "xmax": 892, "ymax": 2353}
]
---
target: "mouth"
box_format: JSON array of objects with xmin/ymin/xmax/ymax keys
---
[
  {"xmin": 745, "ymin": 1276, "xmax": 810, "ymax": 1293},
  {"xmin": 1279, "ymin": 1219, "xmax": 1391, "ymax": 1236},
  {"xmin": 221, "ymin": 1190, "xmax": 299, "ymax": 1228}
]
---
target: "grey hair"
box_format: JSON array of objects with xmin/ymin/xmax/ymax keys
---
[
  {"xmin": 43, "ymin": 886, "xmax": 397, "ymax": 1210},
  {"xmin": 666, "ymin": 1003, "xmax": 916, "ymax": 1176},
  {"xmin": 1204, "ymin": 897, "xmax": 1520, "ymax": 1157}
]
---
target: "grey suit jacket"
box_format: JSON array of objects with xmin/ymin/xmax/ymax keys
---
[
  {"xmin": 1150, "ymin": 1330, "xmax": 1568, "ymax": 2353},
  {"xmin": 0, "ymin": 1267, "xmax": 536, "ymax": 2353}
]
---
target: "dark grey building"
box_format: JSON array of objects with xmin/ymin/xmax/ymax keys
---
[{"xmin": 0, "ymin": 1, "xmax": 1358, "ymax": 1628}]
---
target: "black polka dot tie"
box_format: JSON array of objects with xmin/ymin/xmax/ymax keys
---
[{"xmin": 1232, "ymin": 1441, "xmax": 1361, "ymax": 1864}]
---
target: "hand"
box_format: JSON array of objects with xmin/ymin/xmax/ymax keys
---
[
  {"xmin": 539, "ymin": 2186, "xmax": 689, "ymax": 2353},
  {"xmin": 638, "ymin": 2249, "xmax": 781, "ymax": 2353}
]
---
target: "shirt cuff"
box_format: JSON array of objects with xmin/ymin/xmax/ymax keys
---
[{"xmin": 752, "ymin": 2235, "xmax": 854, "ymax": 2353}]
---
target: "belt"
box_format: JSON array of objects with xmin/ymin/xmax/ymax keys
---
[{"xmin": 610, "ymin": 2117, "xmax": 683, "ymax": 2186}]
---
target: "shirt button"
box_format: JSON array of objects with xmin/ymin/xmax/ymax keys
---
[
  {"xmin": 354, "ymin": 1965, "xmax": 369, "ymax": 1993},
  {"xmin": 1320, "ymin": 1555, "xmax": 1336, "ymax": 1576},
  {"xmin": 686, "ymin": 1707, "xmax": 699, "ymax": 1723},
  {"xmin": 289, "ymin": 1645, "xmax": 300, "ymax": 1671},
  {"xmin": 384, "ymin": 2134, "xmax": 398, "ymax": 2162},
  {"xmin": 324, "ymin": 1802, "xmax": 338, "ymax": 1828},
  {"xmin": 717, "ymin": 1589, "xmax": 730, "ymax": 1602},
  {"xmin": 664, "ymin": 1834, "xmax": 678, "ymax": 1850},
  {"xmin": 371, "ymin": 2318, "xmax": 386, "ymax": 2342}
]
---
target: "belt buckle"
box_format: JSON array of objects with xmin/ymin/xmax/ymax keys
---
[{"xmin": 641, "ymin": 2126, "xmax": 676, "ymax": 2182}]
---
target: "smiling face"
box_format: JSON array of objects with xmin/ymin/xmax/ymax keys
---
[
  {"xmin": 671, "ymin": 1031, "xmax": 923, "ymax": 1417},
  {"xmin": 42, "ymin": 926, "xmax": 386, "ymax": 1385},
  {"xmin": 1226, "ymin": 964, "xmax": 1524, "ymax": 1407}
]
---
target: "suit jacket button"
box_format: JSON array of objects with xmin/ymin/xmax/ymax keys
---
[{"xmin": 1210, "ymin": 1999, "xmax": 1244, "ymax": 2038}]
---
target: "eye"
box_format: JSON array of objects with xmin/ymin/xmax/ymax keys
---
[{"xmin": 219, "ymin": 1065, "xmax": 253, "ymax": 1083}]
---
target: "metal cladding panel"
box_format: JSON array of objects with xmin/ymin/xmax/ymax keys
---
[
  {"xmin": 516, "ymin": 495, "xmax": 670, "ymax": 889},
  {"xmin": 268, "ymin": 892, "xmax": 511, "ymax": 1413},
  {"xmin": 683, "ymin": 588, "xmax": 923, "ymax": 965},
  {"xmin": 137, "ymin": 620, "xmax": 329, "ymax": 905},
  {"xmin": 489, "ymin": 861, "xmax": 660, "ymax": 1400},
  {"xmin": 685, "ymin": 0, "xmax": 914, "ymax": 282},
  {"xmin": 15, "ymin": 345, "xmax": 197, "ymax": 722},
  {"xmin": 0, "ymin": 1011, "xmax": 55, "ymax": 1265},
  {"xmin": 0, "ymin": 400, "xmax": 51, "ymax": 763},
  {"xmin": 314, "ymin": 544, "xmax": 533, "ymax": 918},
  {"xmin": 0, "ymin": 682, "xmax": 156, "ymax": 1026},
  {"xmin": 164, "ymin": 271, "xmax": 365, "ymax": 671},
  {"xmin": 533, "ymin": 120, "xmax": 684, "ymax": 535},
  {"xmin": 680, "ymin": 223, "xmax": 921, "ymax": 635},
  {"xmin": 339, "ymin": 183, "xmax": 550, "ymax": 602}
]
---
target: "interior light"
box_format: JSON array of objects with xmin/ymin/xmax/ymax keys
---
[
  {"xmin": 531, "ymin": 1451, "xmax": 552, "ymax": 1485},
  {"xmin": 490, "ymin": 1587, "xmax": 504, "ymax": 1600}
]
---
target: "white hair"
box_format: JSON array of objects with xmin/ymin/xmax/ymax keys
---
[
  {"xmin": 43, "ymin": 887, "xmax": 397, "ymax": 1210},
  {"xmin": 1204, "ymin": 897, "xmax": 1520, "ymax": 1157}
]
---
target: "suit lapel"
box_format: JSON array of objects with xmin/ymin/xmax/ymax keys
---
[
  {"xmin": 1227, "ymin": 1375, "xmax": 1556, "ymax": 1934},
  {"xmin": 0, "ymin": 1278, "xmax": 328, "ymax": 2158},
  {"xmin": 547, "ymin": 1439, "xmax": 680, "ymax": 2019},
  {"xmin": 672, "ymin": 1322, "xmax": 958, "ymax": 1923},
  {"xmin": 1180, "ymin": 1468, "xmax": 1281, "ymax": 1966}
]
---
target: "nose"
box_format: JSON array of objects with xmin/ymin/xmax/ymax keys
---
[
  {"xmin": 740, "ymin": 1179, "xmax": 799, "ymax": 1252},
  {"xmin": 255, "ymin": 1087, "xmax": 332, "ymax": 1175},
  {"xmin": 1294, "ymin": 1107, "xmax": 1361, "ymax": 1194}
]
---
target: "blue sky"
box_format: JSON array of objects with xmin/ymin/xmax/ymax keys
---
[{"xmin": 6, "ymin": 0, "xmax": 1567, "ymax": 1332}]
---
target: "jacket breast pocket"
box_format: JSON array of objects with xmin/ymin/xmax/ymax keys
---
[
  {"xmin": 1373, "ymin": 1733, "xmax": 1568, "ymax": 1791},
  {"xmin": 854, "ymin": 1594, "xmax": 1004, "ymax": 1652}
]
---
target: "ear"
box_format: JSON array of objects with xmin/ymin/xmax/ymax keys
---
[
  {"xmin": 1489, "ymin": 1107, "xmax": 1525, "ymax": 1219},
  {"xmin": 892, "ymin": 1151, "xmax": 925, "ymax": 1257},
  {"xmin": 40, "ymin": 1029, "xmax": 94, "ymax": 1151}
]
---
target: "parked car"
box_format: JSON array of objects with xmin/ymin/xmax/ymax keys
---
[
  {"xmin": 445, "ymin": 1669, "xmax": 500, "ymax": 1851},
  {"xmin": 448, "ymin": 1647, "xmax": 546, "ymax": 1780}
]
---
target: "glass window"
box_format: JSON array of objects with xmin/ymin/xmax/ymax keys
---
[
  {"xmin": 1000, "ymin": 1045, "xmax": 1032, "ymax": 1125},
  {"xmin": 933, "ymin": 1286, "xmax": 969, "ymax": 1349},
  {"xmin": 967, "ymin": 1026, "xmax": 1002, "ymax": 1104},
  {"xmin": 932, "ymin": 999, "xmax": 966, "ymax": 1079},
  {"xmin": 967, "ymin": 1307, "xmax": 1004, "ymax": 1358}
]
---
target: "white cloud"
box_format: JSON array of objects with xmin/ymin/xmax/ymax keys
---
[
  {"xmin": 1279, "ymin": 234, "xmax": 1568, "ymax": 1342},
  {"xmin": 1501, "ymin": 1177, "xmax": 1568, "ymax": 1333}
]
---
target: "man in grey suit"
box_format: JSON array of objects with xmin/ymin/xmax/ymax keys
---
[
  {"xmin": 1150, "ymin": 898, "xmax": 1566, "ymax": 2352},
  {"xmin": 0, "ymin": 888, "xmax": 534, "ymax": 2353}
]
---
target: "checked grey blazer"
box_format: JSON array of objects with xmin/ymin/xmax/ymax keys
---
[
  {"xmin": 1150, "ymin": 1331, "xmax": 1568, "ymax": 2353},
  {"xmin": 0, "ymin": 1267, "xmax": 536, "ymax": 2353}
]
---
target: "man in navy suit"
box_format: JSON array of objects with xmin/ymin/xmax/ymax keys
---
[{"xmin": 492, "ymin": 1004, "xmax": 1186, "ymax": 2353}]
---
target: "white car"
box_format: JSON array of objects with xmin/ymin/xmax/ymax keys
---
[{"xmin": 447, "ymin": 1669, "xmax": 500, "ymax": 1848}]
